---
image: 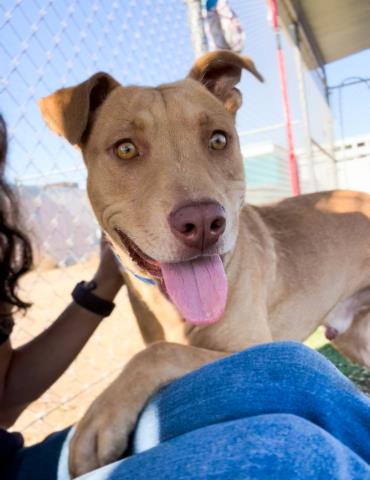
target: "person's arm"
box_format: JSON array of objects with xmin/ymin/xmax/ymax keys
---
[{"xmin": 0, "ymin": 242, "xmax": 124, "ymax": 428}]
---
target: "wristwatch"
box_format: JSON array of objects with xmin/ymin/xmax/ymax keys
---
[{"xmin": 72, "ymin": 280, "xmax": 115, "ymax": 317}]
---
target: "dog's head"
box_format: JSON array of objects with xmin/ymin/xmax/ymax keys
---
[{"xmin": 39, "ymin": 50, "xmax": 263, "ymax": 326}]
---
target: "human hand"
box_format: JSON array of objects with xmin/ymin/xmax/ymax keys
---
[{"xmin": 91, "ymin": 234, "xmax": 124, "ymax": 301}]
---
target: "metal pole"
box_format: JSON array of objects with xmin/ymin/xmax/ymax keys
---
[
  {"xmin": 185, "ymin": 0, "xmax": 208, "ymax": 58},
  {"xmin": 268, "ymin": 0, "xmax": 300, "ymax": 196},
  {"xmin": 291, "ymin": 22, "xmax": 317, "ymax": 192},
  {"xmin": 324, "ymin": 89, "xmax": 339, "ymax": 188}
]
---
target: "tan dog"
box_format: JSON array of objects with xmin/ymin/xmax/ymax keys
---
[{"xmin": 39, "ymin": 51, "xmax": 370, "ymax": 477}]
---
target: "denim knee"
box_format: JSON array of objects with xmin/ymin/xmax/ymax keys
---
[{"xmin": 229, "ymin": 340, "xmax": 347, "ymax": 387}]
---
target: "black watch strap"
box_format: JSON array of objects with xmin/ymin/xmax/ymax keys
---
[
  {"xmin": 72, "ymin": 281, "xmax": 115, "ymax": 317},
  {"xmin": 0, "ymin": 316, "xmax": 14, "ymax": 345}
]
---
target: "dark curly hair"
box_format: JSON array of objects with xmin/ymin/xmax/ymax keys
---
[{"xmin": 0, "ymin": 115, "xmax": 33, "ymax": 311}]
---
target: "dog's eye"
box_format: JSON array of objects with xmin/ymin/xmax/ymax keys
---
[
  {"xmin": 209, "ymin": 131, "xmax": 227, "ymax": 150},
  {"xmin": 114, "ymin": 141, "xmax": 138, "ymax": 160}
]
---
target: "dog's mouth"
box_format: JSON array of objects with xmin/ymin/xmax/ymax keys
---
[
  {"xmin": 115, "ymin": 228, "xmax": 162, "ymax": 279},
  {"xmin": 114, "ymin": 227, "xmax": 228, "ymax": 327}
]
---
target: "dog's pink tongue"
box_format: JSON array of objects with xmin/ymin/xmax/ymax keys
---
[{"xmin": 160, "ymin": 255, "xmax": 227, "ymax": 326}]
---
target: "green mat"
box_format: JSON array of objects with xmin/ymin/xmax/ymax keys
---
[
  {"xmin": 318, "ymin": 344, "xmax": 370, "ymax": 395},
  {"xmin": 305, "ymin": 329, "xmax": 370, "ymax": 395}
]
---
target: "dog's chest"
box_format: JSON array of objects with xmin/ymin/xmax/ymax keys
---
[{"xmin": 129, "ymin": 275, "xmax": 187, "ymax": 343}]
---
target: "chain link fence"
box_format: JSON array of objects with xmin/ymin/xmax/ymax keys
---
[
  {"xmin": 1, "ymin": 0, "xmax": 340, "ymax": 444},
  {"xmin": 1, "ymin": 0, "xmax": 197, "ymax": 444}
]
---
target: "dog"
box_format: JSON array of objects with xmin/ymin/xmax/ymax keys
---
[{"xmin": 39, "ymin": 50, "xmax": 370, "ymax": 476}]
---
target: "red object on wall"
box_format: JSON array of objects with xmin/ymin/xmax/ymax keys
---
[{"xmin": 268, "ymin": 0, "xmax": 300, "ymax": 196}]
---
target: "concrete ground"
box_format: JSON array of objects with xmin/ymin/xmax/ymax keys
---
[{"xmin": 12, "ymin": 258, "xmax": 145, "ymax": 445}]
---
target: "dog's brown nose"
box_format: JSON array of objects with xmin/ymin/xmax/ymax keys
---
[{"xmin": 169, "ymin": 202, "xmax": 226, "ymax": 250}]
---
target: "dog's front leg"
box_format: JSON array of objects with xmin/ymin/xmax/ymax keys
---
[{"xmin": 69, "ymin": 342, "xmax": 226, "ymax": 477}]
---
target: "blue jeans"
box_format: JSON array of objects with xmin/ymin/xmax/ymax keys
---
[{"xmin": 5, "ymin": 342, "xmax": 370, "ymax": 479}]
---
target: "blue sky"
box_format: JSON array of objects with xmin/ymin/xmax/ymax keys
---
[
  {"xmin": 326, "ymin": 49, "xmax": 370, "ymax": 140},
  {"xmin": 1, "ymin": 0, "xmax": 369, "ymax": 185}
]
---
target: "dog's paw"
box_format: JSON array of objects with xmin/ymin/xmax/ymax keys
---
[{"xmin": 68, "ymin": 389, "xmax": 136, "ymax": 478}]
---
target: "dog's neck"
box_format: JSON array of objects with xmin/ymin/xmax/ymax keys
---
[
  {"xmin": 114, "ymin": 254, "xmax": 157, "ymax": 286},
  {"xmin": 225, "ymin": 204, "xmax": 278, "ymax": 293}
]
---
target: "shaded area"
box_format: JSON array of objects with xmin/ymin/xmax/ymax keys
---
[{"xmin": 16, "ymin": 184, "xmax": 99, "ymax": 267}]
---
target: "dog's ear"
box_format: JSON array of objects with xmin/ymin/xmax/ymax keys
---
[
  {"xmin": 188, "ymin": 50, "xmax": 263, "ymax": 114},
  {"xmin": 39, "ymin": 73, "xmax": 119, "ymax": 146}
]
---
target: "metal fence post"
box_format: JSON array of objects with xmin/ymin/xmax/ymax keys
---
[
  {"xmin": 268, "ymin": 0, "xmax": 300, "ymax": 196},
  {"xmin": 185, "ymin": 0, "xmax": 208, "ymax": 57},
  {"xmin": 291, "ymin": 22, "xmax": 318, "ymax": 192}
]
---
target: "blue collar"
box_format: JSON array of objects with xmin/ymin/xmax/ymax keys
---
[{"xmin": 114, "ymin": 253, "xmax": 157, "ymax": 286}]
